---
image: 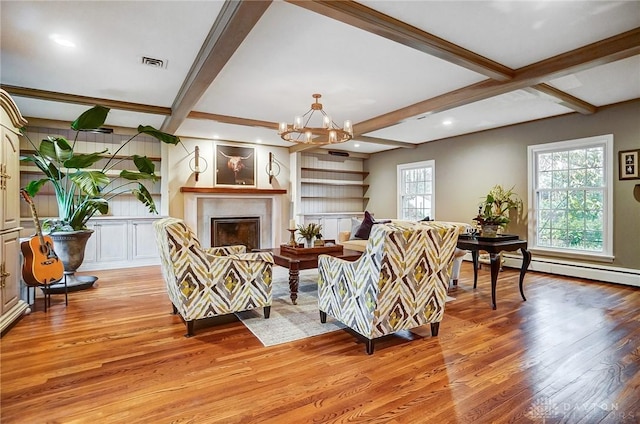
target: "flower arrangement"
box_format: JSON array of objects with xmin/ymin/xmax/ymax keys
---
[
  {"xmin": 297, "ymin": 223, "xmax": 322, "ymax": 242},
  {"xmin": 473, "ymin": 184, "xmax": 523, "ymax": 229}
]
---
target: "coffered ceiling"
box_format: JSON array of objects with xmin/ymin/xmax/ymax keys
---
[{"xmin": 1, "ymin": 1, "xmax": 639, "ymax": 155}]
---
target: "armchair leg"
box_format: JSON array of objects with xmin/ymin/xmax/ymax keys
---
[
  {"xmin": 319, "ymin": 310, "xmax": 327, "ymax": 323},
  {"xmin": 185, "ymin": 320, "xmax": 194, "ymax": 338},
  {"xmin": 430, "ymin": 322, "xmax": 440, "ymax": 336},
  {"xmin": 263, "ymin": 306, "xmax": 271, "ymax": 319},
  {"xmin": 366, "ymin": 339, "xmax": 375, "ymax": 355},
  {"xmin": 172, "ymin": 304, "xmax": 177, "ymax": 315}
]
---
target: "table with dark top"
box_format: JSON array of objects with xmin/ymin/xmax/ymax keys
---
[
  {"xmin": 259, "ymin": 247, "xmax": 362, "ymax": 304},
  {"xmin": 456, "ymin": 235, "xmax": 532, "ymax": 309}
]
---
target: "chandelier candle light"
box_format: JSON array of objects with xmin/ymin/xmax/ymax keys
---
[{"xmin": 278, "ymin": 94, "xmax": 353, "ymax": 145}]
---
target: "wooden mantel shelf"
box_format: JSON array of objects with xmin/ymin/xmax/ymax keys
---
[{"xmin": 180, "ymin": 187, "xmax": 287, "ymax": 195}]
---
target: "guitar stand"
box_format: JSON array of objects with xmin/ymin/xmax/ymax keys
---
[{"xmin": 27, "ymin": 274, "xmax": 68, "ymax": 312}]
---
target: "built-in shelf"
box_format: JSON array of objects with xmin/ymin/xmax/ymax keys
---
[
  {"xmin": 299, "ymin": 153, "xmax": 369, "ymax": 216},
  {"xmin": 20, "ymin": 166, "xmax": 162, "ymax": 178},
  {"xmin": 301, "ymin": 167, "xmax": 369, "ymax": 177},
  {"xmin": 20, "ymin": 149, "xmax": 161, "ymax": 162}
]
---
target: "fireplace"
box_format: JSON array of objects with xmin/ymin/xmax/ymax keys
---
[{"xmin": 211, "ymin": 217, "xmax": 260, "ymax": 251}]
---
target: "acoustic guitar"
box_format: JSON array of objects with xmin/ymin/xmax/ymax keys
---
[{"xmin": 20, "ymin": 190, "xmax": 64, "ymax": 285}]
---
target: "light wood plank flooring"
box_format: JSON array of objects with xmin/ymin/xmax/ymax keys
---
[{"xmin": 1, "ymin": 263, "xmax": 638, "ymax": 423}]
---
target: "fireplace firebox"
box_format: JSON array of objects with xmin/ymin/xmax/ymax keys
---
[{"xmin": 211, "ymin": 217, "xmax": 260, "ymax": 251}]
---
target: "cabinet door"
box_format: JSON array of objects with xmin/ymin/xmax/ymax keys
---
[
  {"xmin": 130, "ymin": 220, "xmax": 159, "ymax": 260},
  {"xmin": 94, "ymin": 221, "xmax": 128, "ymax": 263},
  {"xmin": 1, "ymin": 230, "xmax": 21, "ymax": 314},
  {"xmin": 1, "ymin": 126, "xmax": 20, "ymax": 230}
]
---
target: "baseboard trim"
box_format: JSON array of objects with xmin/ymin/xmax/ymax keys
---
[
  {"xmin": 78, "ymin": 258, "xmax": 160, "ymax": 272},
  {"xmin": 462, "ymin": 253, "xmax": 639, "ymax": 287}
]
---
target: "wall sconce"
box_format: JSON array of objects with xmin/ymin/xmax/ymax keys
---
[
  {"xmin": 266, "ymin": 152, "xmax": 281, "ymax": 184},
  {"xmin": 188, "ymin": 145, "xmax": 208, "ymax": 181}
]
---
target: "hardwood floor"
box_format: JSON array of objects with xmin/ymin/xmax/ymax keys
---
[{"xmin": 1, "ymin": 263, "xmax": 638, "ymax": 423}]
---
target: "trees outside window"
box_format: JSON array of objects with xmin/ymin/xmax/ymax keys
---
[
  {"xmin": 397, "ymin": 160, "xmax": 434, "ymax": 221},
  {"xmin": 528, "ymin": 134, "xmax": 613, "ymax": 260}
]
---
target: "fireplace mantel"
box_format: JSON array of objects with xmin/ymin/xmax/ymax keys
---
[{"xmin": 180, "ymin": 187, "xmax": 287, "ymax": 195}]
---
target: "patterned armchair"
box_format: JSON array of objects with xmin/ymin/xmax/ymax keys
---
[
  {"xmin": 154, "ymin": 217, "xmax": 273, "ymax": 337},
  {"xmin": 318, "ymin": 221, "xmax": 465, "ymax": 354}
]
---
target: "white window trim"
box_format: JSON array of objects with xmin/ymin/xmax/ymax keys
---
[
  {"xmin": 397, "ymin": 160, "xmax": 435, "ymax": 220},
  {"xmin": 527, "ymin": 134, "xmax": 614, "ymax": 262}
]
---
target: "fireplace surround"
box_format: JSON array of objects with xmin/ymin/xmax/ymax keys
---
[{"xmin": 181, "ymin": 187, "xmax": 287, "ymax": 249}]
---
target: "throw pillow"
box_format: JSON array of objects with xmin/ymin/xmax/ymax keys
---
[
  {"xmin": 348, "ymin": 217, "xmax": 362, "ymax": 240},
  {"xmin": 354, "ymin": 211, "xmax": 375, "ymax": 239}
]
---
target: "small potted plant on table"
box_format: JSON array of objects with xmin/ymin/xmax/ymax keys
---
[
  {"xmin": 473, "ymin": 185, "xmax": 522, "ymax": 237},
  {"xmin": 296, "ymin": 223, "xmax": 322, "ymax": 248}
]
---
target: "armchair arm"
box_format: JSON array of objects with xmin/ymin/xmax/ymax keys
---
[{"xmin": 204, "ymin": 245, "xmax": 246, "ymax": 256}]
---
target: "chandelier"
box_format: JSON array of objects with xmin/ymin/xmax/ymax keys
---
[{"xmin": 278, "ymin": 94, "xmax": 353, "ymax": 145}]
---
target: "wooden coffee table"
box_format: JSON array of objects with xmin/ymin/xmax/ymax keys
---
[{"xmin": 258, "ymin": 247, "xmax": 362, "ymax": 304}]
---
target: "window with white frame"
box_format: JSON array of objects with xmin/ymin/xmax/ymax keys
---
[
  {"xmin": 528, "ymin": 134, "xmax": 613, "ymax": 259},
  {"xmin": 397, "ymin": 160, "xmax": 434, "ymax": 220}
]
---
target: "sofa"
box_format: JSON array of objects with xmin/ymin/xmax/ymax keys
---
[{"xmin": 338, "ymin": 218, "xmax": 469, "ymax": 286}]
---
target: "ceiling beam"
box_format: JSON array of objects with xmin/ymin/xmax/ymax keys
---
[
  {"xmin": 188, "ymin": 111, "xmax": 279, "ymax": 130},
  {"xmin": 528, "ymin": 83, "xmax": 597, "ymax": 115},
  {"xmin": 354, "ymin": 27, "xmax": 640, "ymax": 135},
  {"xmin": 0, "ymin": 85, "xmax": 171, "ymax": 116},
  {"xmin": 354, "ymin": 135, "xmax": 416, "ymax": 148},
  {"xmin": 287, "ymin": 0, "xmax": 513, "ymax": 81},
  {"xmin": 160, "ymin": 0, "xmax": 272, "ymax": 134}
]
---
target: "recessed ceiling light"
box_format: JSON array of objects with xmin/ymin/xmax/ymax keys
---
[
  {"xmin": 354, "ymin": 143, "xmax": 360, "ymax": 148},
  {"xmin": 213, "ymin": 135, "xmax": 219, "ymax": 139},
  {"xmin": 442, "ymin": 119, "xmax": 453, "ymax": 126},
  {"xmin": 256, "ymin": 139, "xmax": 262, "ymax": 144},
  {"xmin": 49, "ymin": 34, "xmax": 75, "ymax": 48}
]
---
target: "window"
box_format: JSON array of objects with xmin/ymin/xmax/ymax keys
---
[
  {"xmin": 528, "ymin": 134, "xmax": 613, "ymax": 260},
  {"xmin": 397, "ymin": 160, "xmax": 434, "ymax": 220}
]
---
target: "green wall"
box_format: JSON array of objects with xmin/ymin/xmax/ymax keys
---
[{"xmin": 366, "ymin": 99, "xmax": 640, "ymax": 270}]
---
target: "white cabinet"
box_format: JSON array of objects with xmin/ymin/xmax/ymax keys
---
[
  {"xmin": 1, "ymin": 89, "xmax": 29, "ymax": 336},
  {"xmin": 303, "ymin": 213, "xmax": 364, "ymax": 241},
  {"xmin": 130, "ymin": 219, "xmax": 159, "ymax": 261},
  {"xmin": 78, "ymin": 217, "xmax": 160, "ymax": 271}
]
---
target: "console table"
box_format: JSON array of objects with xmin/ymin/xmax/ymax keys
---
[{"xmin": 456, "ymin": 235, "xmax": 532, "ymax": 309}]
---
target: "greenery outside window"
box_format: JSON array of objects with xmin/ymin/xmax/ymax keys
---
[
  {"xmin": 397, "ymin": 160, "xmax": 434, "ymax": 220},
  {"xmin": 527, "ymin": 134, "xmax": 613, "ymax": 260}
]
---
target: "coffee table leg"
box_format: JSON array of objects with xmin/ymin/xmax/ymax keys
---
[{"xmin": 289, "ymin": 262, "xmax": 300, "ymax": 305}]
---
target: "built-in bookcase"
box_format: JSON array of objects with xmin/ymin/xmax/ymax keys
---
[
  {"xmin": 299, "ymin": 152, "xmax": 368, "ymax": 240},
  {"xmin": 18, "ymin": 126, "xmax": 163, "ymax": 270}
]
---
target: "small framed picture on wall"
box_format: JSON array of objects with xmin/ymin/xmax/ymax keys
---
[
  {"xmin": 215, "ymin": 144, "xmax": 256, "ymax": 186},
  {"xmin": 619, "ymin": 149, "xmax": 640, "ymax": 180}
]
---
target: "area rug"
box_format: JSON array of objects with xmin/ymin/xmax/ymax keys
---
[
  {"xmin": 236, "ymin": 268, "xmax": 345, "ymax": 347},
  {"xmin": 236, "ymin": 267, "xmax": 455, "ymax": 347}
]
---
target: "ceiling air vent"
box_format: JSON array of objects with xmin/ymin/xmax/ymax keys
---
[{"xmin": 141, "ymin": 56, "xmax": 167, "ymax": 69}]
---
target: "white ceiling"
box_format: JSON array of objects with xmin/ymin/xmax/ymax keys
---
[{"xmin": 1, "ymin": 0, "xmax": 639, "ymax": 155}]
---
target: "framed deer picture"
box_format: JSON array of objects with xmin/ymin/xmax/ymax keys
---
[{"xmin": 215, "ymin": 144, "xmax": 256, "ymax": 186}]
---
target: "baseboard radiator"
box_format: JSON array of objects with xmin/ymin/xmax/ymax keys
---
[{"xmin": 462, "ymin": 253, "xmax": 640, "ymax": 288}]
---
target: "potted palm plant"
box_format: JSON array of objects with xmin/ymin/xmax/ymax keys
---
[
  {"xmin": 20, "ymin": 105, "xmax": 180, "ymax": 288},
  {"xmin": 473, "ymin": 185, "xmax": 522, "ymax": 237}
]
